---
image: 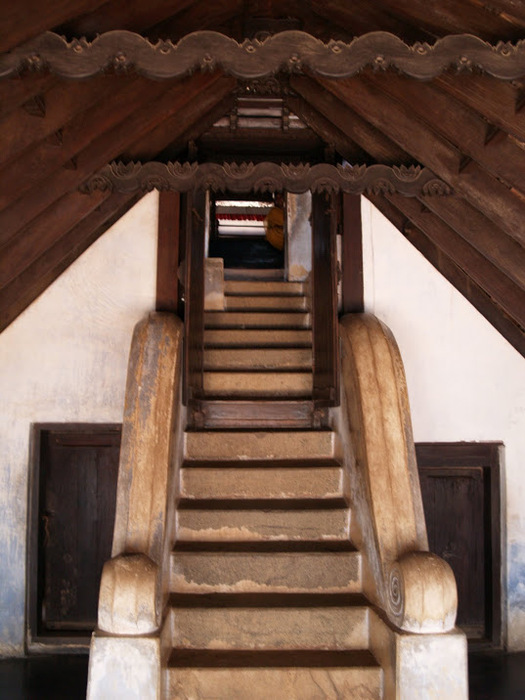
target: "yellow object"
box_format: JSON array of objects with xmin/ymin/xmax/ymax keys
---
[{"xmin": 264, "ymin": 206, "xmax": 284, "ymax": 251}]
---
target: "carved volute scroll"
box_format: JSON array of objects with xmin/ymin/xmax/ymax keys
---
[{"xmin": 1, "ymin": 30, "xmax": 524, "ymax": 80}]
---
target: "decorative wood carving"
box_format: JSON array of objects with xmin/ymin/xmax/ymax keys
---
[
  {"xmin": 1, "ymin": 30, "xmax": 524, "ymax": 81},
  {"xmin": 81, "ymin": 161, "xmax": 452, "ymax": 196}
]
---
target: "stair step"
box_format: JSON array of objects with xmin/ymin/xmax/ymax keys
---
[
  {"xmin": 205, "ymin": 311, "xmax": 311, "ymax": 329},
  {"xmin": 203, "ymin": 371, "xmax": 312, "ymax": 397},
  {"xmin": 168, "ymin": 650, "xmax": 382, "ymax": 700},
  {"xmin": 184, "ymin": 430, "xmax": 340, "ymax": 464},
  {"xmin": 190, "ymin": 400, "xmax": 324, "ymax": 429},
  {"xmin": 169, "ymin": 593, "xmax": 369, "ymax": 650},
  {"xmin": 204, "ymin": 329, "xmax": 312, "ymax": 347},
  {"xmin": 176, "ymin": 506, "xmax": 350, "ymax": 542},
  {"xmin": 225, "ymin": 280, "xmax": 306, "ymax": 296},
  {"xmin": 203, "ymin": 348, "xmax": 312, "ymax": 370},
  {"xmin": 180, "ymin": 465, "xmax": 344, "ymax": 501},
  {"xmin": 170, "ymin": 546, "xmax": 361, "ymax": 593},
  {"xmin": 225, "ymin": 295, "xmax": 307, "ymax": 311}
]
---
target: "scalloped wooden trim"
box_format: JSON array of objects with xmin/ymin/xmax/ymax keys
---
[
  {"xmin": 80, "ymin": 161, "xmax": 452, "ymax": 196},
  {"xmin": 1, "ymin": 30, "xmax": 524, "ymax": 81}
]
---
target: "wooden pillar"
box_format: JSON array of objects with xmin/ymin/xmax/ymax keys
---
[
  {"xmin": 311, "ymin": 191, "xmax": 339, "ymax": 406},
  {"xmin": 156, "ymin": 191, "xmax": 181, "ymax": 313},
  {"xmin": 342, "ymin": 193, "xmax": 364, "ymax": 314}
]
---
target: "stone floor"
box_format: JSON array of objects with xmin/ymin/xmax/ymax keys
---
[{"xmin": 0, "ymin": 651, "xmax": 524, "ymax": 699}]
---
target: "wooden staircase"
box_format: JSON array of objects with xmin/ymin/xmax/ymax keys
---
[{"xmin": 168, "ymin": 280, "xmax": 383, "ymax": 698}]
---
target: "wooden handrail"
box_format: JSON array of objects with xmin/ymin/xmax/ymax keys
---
[
  {"xmin": 339, "ymin": 313, "xmax": 457, "ymax": 633},
  {"xmin": 96, "ymin": 311, "xmax": 184, "ymax": 635}
]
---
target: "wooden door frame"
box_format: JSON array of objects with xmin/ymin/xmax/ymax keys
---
[{"xmin": 26, "ymin": 422, "xmax": 121, "ymax": 653}]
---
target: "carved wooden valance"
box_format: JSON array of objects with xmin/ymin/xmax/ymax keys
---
[
  {"xmin": 1, "ymin": 30, "xmax": 524, "ymax": 81},
  {"xmin": 80, "ymin": 161, "xmax": 452, "ymax": 196}
]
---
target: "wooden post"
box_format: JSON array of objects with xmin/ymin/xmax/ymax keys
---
[
  {"xmin": 311, "ymin": 191, "xmax": 339, "ymax": 406},
  {"xmin": 342, "ymin": 193, "xmax": 364, "ymax": 314},
  {"xmin": 156, "ymin": 191, "xmax": 180, "ymax": 313}
]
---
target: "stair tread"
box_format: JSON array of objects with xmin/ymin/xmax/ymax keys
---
[
  {"xmin": 177, "ymin": 498, "xmax": 348, "ymax": 509},
  {"xmin": 168, "ymin": 648, "xmax": 379, "ymax": 668}
]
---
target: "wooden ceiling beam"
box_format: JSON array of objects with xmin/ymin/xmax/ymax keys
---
[
  {"xmin": 364, "ymin": 71, "xmax": 525, "ymax": 193},
  {"xmin": 0, "ymin": 190, "xmax": 139, "ymax": 333},
  {"xmin": 0, "ymin": 74, "xmax": 135, "ymax": 170},
  {"xmin": 316, "ymin": 75, "xmax": 525, "ymax": 247},
  {"xmin": 0, "ymin": 71, "xmax": 233, "ymax": 246},
  {"xmin": 289, "ymin": 75, "xmax": 412, "ymax": 164},
  {"xmin": 367, "ymin": 193, "xmax": 525, "ymax": 358},
  {"xmin": 148, "ymin": 0, "xmax": 243, "ymax": 42},
  {"xmin": 434, "ymin": 74, "xmax": 525, "ymax": 143},
  {"xmin": 0, "ymin": 0, "xmax": 108, "ymax": 53},
  {"xmin": 476, "ymin": 0, "xmax": 525, "ymax": 25},
  {"xmin": 55, "ymin": 0, "xmax": 196, "ymax": 39},
  {"xmin": 385, "ymin": 192, "xmax": 525, "ymax": 329},
  {"xmin": 372, "ymin": 0, "xmax": 522, "ymax": 40}
]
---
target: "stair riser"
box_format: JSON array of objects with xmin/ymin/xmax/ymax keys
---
[
  {"xmin": 203, "ymin": 372, "xmax": 312, "ymax": 397},
  {"xmin": 225, "ymin": 281, "xmax": 306, "ymax": 296},
  {"xmin": 176, "ymin": 509, "xmax": 350, "ymax": 542},
  {"xmin": 225, "ymin": 297, "xmax": 307, "ymax": 312},
  {"xmin": 203, "ymin": 348, "xmax": 312, "ymax": 370},
  {"xmin": 205, "ymin": 312, "xmax": 311, "ymax": 329},
  {"xmin": 184, "ymin": 431, "xmax": 340, "ymax": 463},
  {"xmin": 204, "ymin": 329, "xmax": 312, "ymax": 347},
  {"xmin": 168, "ymin": 666, "xmax": 382, "ymax": 699},
  {"xmin": 180, "ymin": 467, "xmax": 344, "ymax": 500},
  {"xmin": 170, "ymin": 552, "xmax": 361, "ymax": 594},
  {"xmin": 170, "ymin": 606, "xmax": 369, "ymax": 650}
]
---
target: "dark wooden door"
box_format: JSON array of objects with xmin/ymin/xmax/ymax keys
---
[
  {"xmin": 416, "ymin": 442, "xmax": 501, "ymax": 647},
  {"xmin": 29, "ymin": 425, "xmax": 121, "ymax": 644}
]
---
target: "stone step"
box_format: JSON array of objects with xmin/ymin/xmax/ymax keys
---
[
  {"xmin": 203, "ymin": 348, "xmax": 312, "ymax": 371},
  {"xmin": 225, "ymin": 295, "xmax": 307, "ymax": 312},
  {"xmin": 170, "ymin": 543, "xmax": 361, "ymax": 594},
  {"xmin": 203, "ymin": 371, "xmax": 312, "ymax": 397},
  {"xmin": 189, "ymin": 400, "xmax": 325, "ymax": 430},
  {"xmin": 168, "ymin": 650, "xmax": 382, "ymax": 700},
  {"xmin": 204, "ymin": 328, "xmax": 312, "ymax": 347},
  {"xmin": 180, "ymin": 465, "xmax": 344, "ymax": 501},
  {"xmin": 183, "ymin": 430, "xmax": 340, "ymax": 464},
  {"xmin": 169, "ymin": 593, "xmax": 369, "ymax": 650},
  {"xmin": 204, "ymin": 311, "xmax": 311, "ymax": 329},
  {"xmin": 225, "ymin": 280, "xmax": 306, "ymax": 296},
  {"xmin": 176, "ymin": 505, "xmax": 350, "ymax": 542}
]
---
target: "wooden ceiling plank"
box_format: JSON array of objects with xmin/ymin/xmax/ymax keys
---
[
  {"xmin": 0, "ymin": 74, "xmax": 135, "ymax": 170},
  {"xmin": 372, "ymin": 0, "xmax": 522, "ymax": 40},
  {"xmin": 472, "ymin": 0, "xmax": 525, "ymax": 26},
  {"xmin": 367, "ymin": 193, "xmax": 525, "ymax": 358},
  {"xmin": 55, "ymin": 0, "xmax": 196, "ymax": 39},
  {"xmin": 364, "ymin": 71, "xmax": 525, "ymax": 193},
  {"xmin": 0, "ymin": 73, "xmax": 58, "ymax": 120},
  {"xmin": 0, "ymin": 0, "xmax": 108, "ymax": 53},
  {"xmin": 311, "ymin": 0, "xmax": 437, "ymax": 43},
  {"xmin": 420, "ymin": 194, "xmax": 525, "ymax": 289},
  {"xmin": 0, "ymin": 191, "xmax": 139, "ymax": 334},
  {"xmin": 284, "ymin": 94, "xmax": 371, "ymax": 163},
  {"xmin": 0, "ymin": 71, "xmax": 233, "ymax": 246},
  {"xmin": 289, "ymin": 75, "xmax": 412, "ymax": 164},
  {"xmin": 384, "ymin": 192, "xmax": 525, "ymax": 328},
  {"xmin": 316, "ymin": 75, "xmax": 462, "ymax": 175},
  {"xmin": 434, "ymin": 74, "xmax": 525, "ymax": 143},
  {"xmin": 148, "ymin": 0, "xmax": 243, "ymax": 41}
]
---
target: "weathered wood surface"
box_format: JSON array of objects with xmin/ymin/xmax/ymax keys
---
[
  {"xmin": 342, "ymin": 193, "xmax": 364, "ymax": 314},
  {"xmin": 1, "ymin": 30, "xmax": 524, "ymax": 81},
  {"xmin": 156, "ymin": 191, "xmax": 181, "ymax": 314}
]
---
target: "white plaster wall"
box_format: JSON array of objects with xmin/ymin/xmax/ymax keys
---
[
  {"xmin": 0, "ymin": 192, "xmax": 159, "ymax": 655},
  {"xmin": 362, "ymin": 199, "xmax": 525, "ymax": 650}
]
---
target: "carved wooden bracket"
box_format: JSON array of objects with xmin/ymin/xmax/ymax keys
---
[
  {"xmin": 1, "ymin": 30, "xmax": 524, "ymax": 81},
  {"xmin": 80, "ymin": 161, "xmax": 452, "ymax": 196}
]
